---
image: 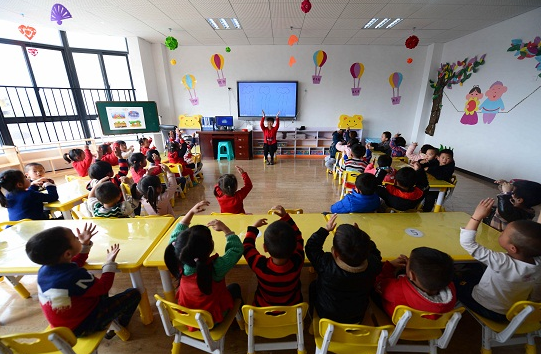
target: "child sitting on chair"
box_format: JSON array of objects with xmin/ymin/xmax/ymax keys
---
[
  {"xmin": 87, "ymin": 178, "xmax": 137, "ymax": 218},
  {"xmin": 24, "ymin": 163, "xmax": 55, "ymax": 191},
  {"xmin": 376, "ymin": 163, "xmax": 428, "ymax": 212},
  {"xmin": 243, "ymin": 205, "xmax": 304, "ymax": 306},
  {"xmin": 343, "ymin": 143, "xmax": 369, "ymax": 173},
  {"xmin": 421, "ymin": 149, "xmax": 455, "ymax": 212},
  {"xmin": 25, "ymin": 223, "xmax": 141, "ymax": 338},
  {"xmin": 374, "ymin": 247, "xmax": 456, "ymax": 317},
  {"xmin": 406, "ymin": 143, "xmax": 437, "ymax": 163},
  {"xmin": 367, "ymin": 131, "xmax": 392, "ymax": 155},
  {"xmin": 214, "ymin": 165, "xmax": 252, "ymax": 214},
  {"xmin": 137, "ymin": 165, "xmax": 178, "ymax": 216},
  {"xmin": 365, "ymin": 154, "xmax": 397, "ymax": 183},
  {"xmin": 457, "ymin": 198, "xmax": 541, "ymax": 322},
  {"xmin": 87, "ymin": 145, "xmax": 128, "ymax": 190},
  {"xmin": 330, "ymin": 173, "xmax": 381, "ymax": 214},
  {"xmin": 389, "ymin": 134, "xmax": 407, "ymax": 157},
  {"xmin": 306, "ymin": 214, "xmax": 382, "ymax": 323}
]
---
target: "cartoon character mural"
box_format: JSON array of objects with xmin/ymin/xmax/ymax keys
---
[
  {"xmin": 479, "ymin": 81, "xmax": 507, "ymax": 124},
  {"xmin": 460, "ymin": 85, "xmax": 483, "ymax": 125}
]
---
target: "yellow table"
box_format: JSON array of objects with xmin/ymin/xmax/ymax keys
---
[
  {"xmin": 330, "ymin": 212, "xmax": 503, "ymax": 261},
  {"xmin": 0, "ymin": 217, "xmax": 174, "ymax": 324},
  {"xmin": 44, "ymin": 179, "xmax": 90, "ymax": 219},
  {"xmin": 144, "ymin": 213, "xmax": 327, "ymax": 302}
]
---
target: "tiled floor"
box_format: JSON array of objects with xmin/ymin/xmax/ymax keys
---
[{"xmin": 1, "ymin": 158, "xmax": 539, "ymax": 353}]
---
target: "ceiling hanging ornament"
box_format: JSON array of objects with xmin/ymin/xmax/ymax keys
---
[
  {"xmin": 50, "ymin": 3, "xmax": 72, "ymax": 25},
  {"xmin": 405, "ymin": 28, "xmax": 419, "ymax": 49},
  {"xmin": 301, "ymin": 0, "xmax": 312, "ymax": 13},
  {"xmin": 165, "ymin": 28, "xmax": 178, "ymax": 50}
]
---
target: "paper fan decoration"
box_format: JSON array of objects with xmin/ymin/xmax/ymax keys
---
[
  {"xmin": 165, "ymin": 36, "xmax": 178, "ymax": 50},
  {"xmin": 51, "ymin": 3, "xmax": 72, "ymax": 25}
]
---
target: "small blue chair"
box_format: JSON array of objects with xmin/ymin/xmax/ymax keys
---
[{"xmin": 217, "ymin": 141, "xmax": 234, "ymax": 160}]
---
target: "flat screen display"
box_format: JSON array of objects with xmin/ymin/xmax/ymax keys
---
[
  {"xmin": 237, "ymin": 81, "xmax": 298, "ymax": 119},
  {"xmin": 215, "ymin": 115, "xmax": 233, "ymax": 127}
]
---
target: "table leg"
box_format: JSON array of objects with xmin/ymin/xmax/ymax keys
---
[
  {"xmin": 158, "ymin": 267, "xmax": 176, "ymax": 303},
  {"xmin": 433, "ymin": 188, "xmax": 446, "ymax": 213},
  {"xmin": 128, "ymin": 269, "xmax": 153, "ymax": 325},
  {"xmin": 62, "ymin": 210, "xmax": 73, "ymax": 219},
  {"xmin": 5, "ymin": 276, "xmax": 31, "ymax": 298}
]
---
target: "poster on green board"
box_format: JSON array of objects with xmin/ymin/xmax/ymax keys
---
[{"xmin": 95, "ymin": 101, "xmax": 160, "ymax": 135}]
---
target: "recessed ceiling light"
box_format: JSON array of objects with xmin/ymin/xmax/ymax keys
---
[
  {"xmin": 206, "ymin": 18, "xmax": 241, "ymax": 30},
  {"xmin": 363, "ymin": 18, "xmax": 379, "ymax": 29},
  {"xmin": 386, "ymin": 18, "xmax": 402, "ymax": 28},
  {"xmin": 206, "ymin": 18, "xmax": 218, "ymax": 30},
  {"xmin": 231, "ymin": 18, "xmax": 241, "ymax": 29},
  {"xmin": 374, "ymin": 18, "xmax": 390, "ymax": 29},
  {"xmin": 219, "ymin": 18, "xmax": 230, "ymax": 29}
]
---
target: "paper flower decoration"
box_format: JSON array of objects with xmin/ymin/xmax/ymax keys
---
[
  {"xmin": 50, "ymin": 3, "xmax": 72, "ymax": 25},
  {"xmin": 27, "ymin": 48, "xmax": 38, "ymax": 56},
  {"xmin": 165, "ymin": 36, "xmax": 178, "ymax": 50},
  {"xmin": 225, "ymin": 47, "xmax": 231, "ymax": 52},
  {"xmin": 405, "ymin": 35, "xmax": 419, "ymax": 49},
  {"xmin": 18, "ymin": 25, "xmax": 36, "ymax": 40},
  {"xmin": 170, "ymin": 59, "xmax": 177, "ymax": 65},
  {"xmin": 301, "ymin": 0, "xmax": 312, "ymax": 13},
  {"xmin": 407, "ymin": 58, "xmax": 413, "ymax": 64}
]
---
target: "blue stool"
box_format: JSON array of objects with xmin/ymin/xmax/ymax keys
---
[{"xmin": 217, "ymin": 141, "xmax": 234, "ymax": 160}]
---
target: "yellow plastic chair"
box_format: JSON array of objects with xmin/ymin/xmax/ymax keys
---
[
  {"xmin": 386, "ymin": 305, "xmax": 465, "ymax": 353},
  {"xmin": 0, "ymin": 327, "xmax": 108, "ymax": 354},
  {"xmin": 242, "ymin": 302, "xmax": 309, "ymax": 354},
  {"xmin": 333, "ymin": 154, "xmax": 344, "ymax": 181},
  {"xmin": 267, "ymin": 209, "xmax": 303, "ymax": 215},
  {"xmin": 70, "ymin": 198, "xmax": 88, "ymax": 220},
  {"xmin": 467, "ymin": 301, "xmax": 541, "ymax": 354},
  {"xmin": 340, "ymin": 171, "xmax": 361, "ymax": 200},
  {"xmin": 162, "ymin": 165, "xmax": 188, "ymax": 198},
  {"xmin": 0, "ymin": 219, "xmax": 29, "ymax": 230},
  {"xmin": 327, "ymin": 151, "xmax": 341, "ymax": 176},
  {"xmin": 155, "ymin": 294, "xmax": 241, "ymax": 354},
  {"xmin": 312, "ymin": 311, "xmax": 393, "ymax": 354},
  {"xmin": 0, "ymin": 219, "xmax": 31, "ymax": 298}
]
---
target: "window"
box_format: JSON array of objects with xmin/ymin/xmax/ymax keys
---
[
  {"xmin": 27, "ymin": 48, "xmax": 70, "ymax": 88},
  {"xmin": 73, "ymin": 53, "xmax": 105, "ymax": 89},
  {"xmin": 104, "ymin": 55, "xmax": 132, "ymax": 89},
  {"xmin": 67, "ymin": 31, "xmax": 127, "ymax": 51},
  {"xmin": 0, "ymin": 44, "xmax": 32, "ymax": 86},
  {"xmin": 0, "ymin": 20, "xmax": 62, "ymax": 45}
]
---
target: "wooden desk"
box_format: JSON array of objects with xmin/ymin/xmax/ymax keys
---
[
  {"xmin": 198, "ymin": 131, "xmax": 252, "ymax": 160},
  {"xmin": 144, "ymin": 213, "xmax": 327, "ymax": 301},
  {"xmin": 0, "ymin": 217, "xmax": 174, "ymax": 324},
  {"xmin": 330, "ymin": 212, "xmax": 503, "ymax": 261},
  {"xmin": 44, "ymin": 179, "xmax": 90, "ymax": 219}
]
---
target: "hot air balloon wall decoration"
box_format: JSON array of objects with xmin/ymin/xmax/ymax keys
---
[
  {"xmin": 312, "ymin": 50, "xmax": 327, "ymax": 84},
  {"xmin": 350, "ymin": 63, "xmax": 364, "ymax": 96},
  {"xmin": 389, "ymin": 72, "xmax": 403, "ymax": 105},
  {"xmin": 182, "ymin": 74, "xmax": 199, "ymax": 106},
  {"xmin": 211, "ymin": 54, "xmax": 226, "ymax": 87}
]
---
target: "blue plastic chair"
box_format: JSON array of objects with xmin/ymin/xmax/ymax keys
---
[{"xmin": 217, "ymin": 141, "xmax": 234, "ymax": 160}]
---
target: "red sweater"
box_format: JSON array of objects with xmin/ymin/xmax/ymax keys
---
[
  {"xmin": 260, "ymin": 116, "xmax": 280, "ymax": 145},
  {"xmin": 214, "ymin": 172, "xmax": 252, "ymax": 214},
  {"xmin": 73, "ymin": 148, "xmax": 93, "ymax": 177},
  {"xmin": 140, "ymin": 138, "xmax": 155, "ymax": 156}
]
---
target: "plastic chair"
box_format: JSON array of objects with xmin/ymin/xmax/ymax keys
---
[
  {"xmin": 242, "ymin": 302, "xmax": 308, "ymax": 354},
  {"xmin": 0, "ymin": 219, "xmax": 29, "ymax": 231},
  {"xmin": 467, "ymin": 301, "xmax": 541, "ymax": 354},
  {"xmin": 217, "ymin": 141, "xmax": 234, "ymax": 161},
  {"xmin": 155, "ymin": 294, "xmax": 241, "ymax": 354},
  {"xmin": 386, "ymin": 305, "xmax": 465, "ymax": 353},
  {"xmin": 267, "ymin": 209, "xmax": 303, "ymax": 215},
  {"xmin": 333, "ymin": 154, "xmax": 344, "ymax": 181},
  {"xmin": 340, "ymin": 171, "xmax": 361, "ymax": 200},
  {"xmin": 164, "ymin": 164, "xmax": 187, "ymax": 198},
  {"xmin": 330, "ymin": 151, "xmax": 342, "ymax": 177},
  {"xmin": 70, "ymin": 198, "xmax": 89, "ymax": 219},
  {"xmin": 0, "ymin": 327, "xmax": 108, "ymax": 354},
  {"xmin": 312, "ymin": 310, "xmax": 392, "ymax": 354}
]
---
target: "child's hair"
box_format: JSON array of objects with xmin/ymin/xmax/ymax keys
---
[
  {"xmin": 24, "ymin": 162, "xmax": 44, "ymax": 172},
  {"xmin": 395, "ymin": 167, "xmax": 416, "ymax": 190},
  {"xmin": 129, "ymin": 153, "xmax": 146, "ymax": 172},
  {"xmin": 355, "ymin": 173, "xmax": 377, "ymax": 195},
  {"xmin": 377, "ymin": 154, "xmax": 392, "ymax": 168},
  {"xmin": 409, "ymin": 247, "xmax": 454, "ymax": 293},
  {"xmin": 511, "ymin": 180, "xmax": 541, "ymax": 208},
  {"xmin": 63, "ymin": 148, "xmax": 84, "ymax": 163},
  {"xmin": 116, "ymin": 140, "xmax": 126, "ymax": 146},
  {"xmin": 350, "ymin": 143, "xmax": 366, "ymax": 159},
  {"xmin": 0, "ymin": 169, "xmax": 26, "ymax": 207},
  {"xmin": 394, "ymin": 136, "xmax": 406, "ymax": 147},
  {"xmin": 469, "ymin": 85, "xmax": 481, "ymax": 94},
  {"xmin": 88, "ymin": 161, "xmax": 113, "ymax": 180},
  {"xmin": 266, "ymin": 117, "xmax": 275, "ymax": 125},
  {"xmin": 95, "ymin": 182, "xmax": 121, "ymax": 204},
  {"xmin": 348, "ymin": 130, "xmax": 358, "ymax": 139},
  {"xmin": 264, "ymin": 221, "xmax": 296, "ymax": 259},
  {"xmin": 419, "ymin": 144, "xmax": 435, "ymax": 154},
  {"xmin": 382, "ymin": 131, "xmax": 391, "ymax": 140},
  {"xmin": 99, "ymin": 144, "xmax": 111, "ymax": 155},
  {"xmin": 333, "ymin": 224, "xmax": 372, "ymax": 267},
  {"xmin": 146, "ymin": 149, "xmax": 160, "ymax": 164},
  {"xmin": 26, "ymin": 227, "xmax": 72, "ymax": 265},
  {"xmin": 214, "ymin": 174, "xmax": 237, "ymax": 197},
  {"xmin": 137, "ymin": 175, "xmax": 162, "ymax": 212},
  {"xmin": 439, "ymin": 149, "xmax": 454, "ymax": 158},
  {"xmin": 164, "ymin": 225, "xmax": 215, "ymax": 294},
  {"xmin": 168, "ymin": 140, "xmax": 180, "ymax": 153},
  {"xmin": 138, "ymin": 137, "xmax": 149, "ymax": 146},
  {"xmin": 508, "ymin": 220, "xmax": 541, "ymax": 257}
]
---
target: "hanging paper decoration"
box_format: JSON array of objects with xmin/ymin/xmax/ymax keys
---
[
  {"xmin": 170, "ymin": 59, "xmax": 177, "ymax": 65},
  {"xmin": 349, "ymin": 63, "xmax": 364, "ymax": 96},
  {"xmin": 225, "ymin": 47, "xmax": 231, "ymax": 53},
  {"xmin": 18, "ymin": 25, "xmax": 36, "ymax": 40},
  {"xmin": 312, "ymin": 50, "xmax": 327, "ymax": 84},
  {"xmin": 182, "ymin": 74, "xmax": 198, "ymax": 106},
  {"xmin": 210, "ymin": 54, "xmax": 226, "ymax": 87},
  {"xmin": 389, "ymin": 72, "xmax": 403, "ymax": 105},
  {"xmin": 508, "ymin": 37, "xmax": 541, "ymax": 77},
  {"xmin": 407, "ymin": 58, "xmax": 413, "ymax": 64},
  {"xmin": 165, "ymin": 36, "xmax": 178, "ymax": 50},
  {"xmin": 301, "ymin": 0, "xmax": 312, "ymax": 13},
  {"xmin": 27, "ymin": 48, "xmax": 38, "ymax": 56},
  {"xmin": 50, "ymin": 3, "xmax": 72, "ymax": 25},
  {"xmin": 288, "ymin": 35, "xmax": 299, "ymax": 46},
  {"xmin": 289, "ymin": 56, "xmax": 296, "ymax": 67},
  {"xmin": 405, "ymin": 35, "xmax": 419, "ymax": 49}
]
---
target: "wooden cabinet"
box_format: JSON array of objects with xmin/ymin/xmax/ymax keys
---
[{"xmin": 198, "ymin": 131, "xmax": 253, "ymax": 160}]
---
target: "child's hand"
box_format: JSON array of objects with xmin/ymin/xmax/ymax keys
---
[
  {"xmin": 261, "ymin": 109, "xmax": 265, "ymax": 117},
  {"xmin": 190, "ymin": 200, "xmax": 210, "ymax": 214},
  {"xmin": 253, "ymin": 219, "xmax": 268, "ymax": 228},
  {"xmin": 270, "ymin": 205, "xmax": 287, "ymax": 217},
  {"xmin": 411, "ymin": 161, "xmax": 421, "ymax": 171},
  {"xmin": 412, "ymin": 142, "xmax": 418, "ymax": 147},
  {"xmin": 97, "ymin": 176, "xmax": 110, "ymax": 185},
  {"xmin": 106, "ymin": 244, "xmax": 120, "ymax": 263},
  {"xmin": 76, "ymin": 223, "xmax": 97, "ymax": 245},
  {"xmin": 500, "ymin": 182, "xmax": 513, "ymax": 194},
  {"xmin": 494, "ymin": 179, "xmax": 508, "ymax": 185},
  {"xmin": 325, "ymin": 214, "xmax": 337, "ymax": 232},
  {"xmin": 394, "ymin": 133, "xmax": 401, "ymax": 138},
  {"xmin": 161, "ymin": 164, "xmax": 171, "ymax": 173},
  {"xmin": 235, "ymin": 166, "xmax": 245, "ymax": 174},
  {"xmin": 390, "ymin": 254, "xmax": 408, "ymax": 268},
  {"xmin": 207, "ymin": 219, "xmax": 232, "ymax": 235},
  {"xmin": 473, "ymin": 198, "xmax": 494, "ymax": 220},
  {"xmin": 276, "ymin": 111, "xmax": 280, "ymax": 118}
]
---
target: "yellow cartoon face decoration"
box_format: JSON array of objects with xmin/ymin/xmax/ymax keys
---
[
  {"xmin": 337, "ymin": 114, "xmax": 363, "ymax": 129},
  {"xmin": 178, "ymin": 114, "xmax": 202, "ymax": 129}
]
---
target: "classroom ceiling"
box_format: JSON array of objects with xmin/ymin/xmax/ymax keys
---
[{"xmin": 1, "ymin": 0, "xmax": 540, "ymax": 47}]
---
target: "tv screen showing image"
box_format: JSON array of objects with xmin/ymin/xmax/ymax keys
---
[{"xmin": 237, "ymin": 81, "xmax": 298, "ymax": 119}]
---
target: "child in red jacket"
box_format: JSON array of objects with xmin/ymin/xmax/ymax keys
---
[
  {"xmin": 63, "ymin": 145, "xmax": 94, "ymax": 177},
  {"xmin": 260, "ymin": 110, "xmax": 280, "ymax": 165},
  {"xmin": 213, "ymin": 166, "xmax": 252, "ymax": 214}
]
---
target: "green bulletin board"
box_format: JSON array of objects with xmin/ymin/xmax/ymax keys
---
[{"xmin": 95, "ymin": 101, "xmax": 160, "ymax": 135}]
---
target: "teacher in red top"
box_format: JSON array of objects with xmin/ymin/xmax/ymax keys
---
[{"xmin": 260, "ymin": 110, "xmax": 280, "ymax": 165}]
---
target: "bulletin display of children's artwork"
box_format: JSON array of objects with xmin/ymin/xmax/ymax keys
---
[{"xmin": 95, "ymin": 101, "xmax": 160, "ymax": 135}]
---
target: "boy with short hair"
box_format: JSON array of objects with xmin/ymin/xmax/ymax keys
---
[
  {"xmin": 457, "ymin": 198, "xmax": 541, "ymax": 322},
  {"xmin": 330, "ymin": 173, "xmax": 381, "ymax": 214},
  {"xmin": 243, "ymin": 205, "xmax": 303, "ymax": 306},
  {"xmin": 365, "ymin": 154, "xmax": 397, "ymax": 183},
  {"xmin": 87, "ymin": 178, "xmax": 136, "ymax": 218},
  {"xmin": 368, "ymin": 131, "xmax": 392, "ymax": 155},
  {"xmin": 87, "ymin": 144, "xmax": 128, "ymax": 190},
  {"xmin": 375, "ymin": 247, "xmax": 456, "ymax": 317},
  {"xmin": 421, "ymin": 148, "xmax": 455, "ymax": 211},
  {"xmin": 24, "ymin": 162, "xmax": 55, "ymax": 191},
  {"xmin": 25, "ymin": 223, "xmax": 141, "ymax": 338},
  {"xmin": 344, "ymin": 143, "xmax": 369, "ymax": 173},
  {"xmin": 306, "ymin": 214, "xmax": 382, "ymax": 323},
  {"xmin": 377, "ymin": 164, "xmax": 428, "ymax": 211}
]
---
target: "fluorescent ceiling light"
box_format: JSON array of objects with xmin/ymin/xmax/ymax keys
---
[
  {"xmin": 206, "ymin": 18, "xmax": 218, "ymax": 30},
  {"xmin": 386, "ymin": 18, "xmax": 402, "ymax": 28},
  {"xmin": 207, "ymin": 18, "xmax": 241, "ymax": 30},
  {"xmin": 374, "ymin": 18, "xmax": 390, "ymax": 29},
  {"xmin": 219, "ymin": 18, "xmax": 230, "ymax": 29},
  {"xmin": 231, "ymin": 18, "xmax": 241, "ymax": 29},
  {"xmin": 363, "ymin": 18, "xmax": 379, "ymax": 29}
]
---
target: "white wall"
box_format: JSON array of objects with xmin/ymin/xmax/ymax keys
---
[{"xmin": 419, "ymin": 7, "xmax": 541, "ymax": 181}]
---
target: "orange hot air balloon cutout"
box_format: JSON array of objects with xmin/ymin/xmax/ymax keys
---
[
  {"xmin": 210, "ymin": 53, "xmax": 226, "ymax": 87},
  {"xmin": 289, "ymin": 56, "xmax": 296, "ymax": 67},
  {"xmin": 288, "ymin": 35, "xmax": 299, "ymax": 46}
]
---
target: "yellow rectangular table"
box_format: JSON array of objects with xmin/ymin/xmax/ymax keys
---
[
  {"xmin": 0, "ymin": 216, "xmax": 174, "ymax": 324},
  {"xmin": 144, "ymin": 213, "xmax": 327, "ymax": 302},
  {"xmin": 44, "ymin": 179, "xmax": 90, "ymax": 219}
]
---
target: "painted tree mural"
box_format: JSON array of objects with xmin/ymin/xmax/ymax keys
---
[{"xmin": 425, "ymin": 54, "xmax": 486, "ymax": 136}]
